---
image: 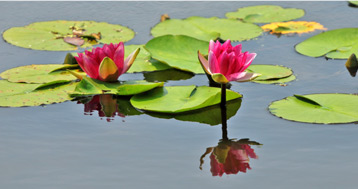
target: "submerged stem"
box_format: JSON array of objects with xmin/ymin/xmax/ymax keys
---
[{"xmin": 220, "ymin": 83, "xmax": 228, "ymax": 141}]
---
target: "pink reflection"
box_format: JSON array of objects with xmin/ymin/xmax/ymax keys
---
[
  {"xmin": 200, "ymin": 139, "xmax": 260, "ymax": 177},
  {"xmin": 80, "ymin": 95, "xmax": 125, "ymax": 122}
]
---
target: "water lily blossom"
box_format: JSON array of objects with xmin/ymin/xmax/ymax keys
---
[
  {"xmin": 198, "ymin": 40, "xmax": 259, "ymax": 84},
  {"xmin": 75, "ymin": 42, "xmax": 140, "ymax": 82}
]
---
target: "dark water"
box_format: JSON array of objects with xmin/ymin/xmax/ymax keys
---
[{"xmin": 1, "ymin": 1, "xmax": 358, "ymax": 189}]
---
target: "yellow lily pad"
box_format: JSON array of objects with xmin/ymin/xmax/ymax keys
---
[{"xmin": 262, "ymin": 21, "xmax": 326, "ymax": 34}]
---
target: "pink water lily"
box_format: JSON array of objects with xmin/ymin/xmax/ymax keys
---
[
  {"xmin": 75, "ymin": 42, "xmax": 140, "ymax": 82},
  {"xmin": 198, "ymin": 40, "xmax": 259, "ymax": 84}
]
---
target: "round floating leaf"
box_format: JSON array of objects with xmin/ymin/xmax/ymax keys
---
[
  {"xmin": 145, "ymin": 35, "xmax": 209, "ymax": 73},
  {"xmin": 349, "ymin": 1, "xmax": 358, "ymax": 6},
  {"xmin": 252, "ymin": 74, "xmax": 296, "ymax": 85},
  {"xmin": 151, "ymin": 16, "xmax": 262, "ymax": 42},
  {"xmin": 0, "ymin": 64, "xmax": 84, "ymax": 84},
  {"xmin": 247, "ymin": 65, "xmax": 293, "ymax": 80},
  {"xmin": 261, "ymin": 21, "xmax": 326, "ymax": 34},
  {"xmin": 269, "ymin": 93, "xmax": 358, "ymax": 124},
  {"xmin": 3, "ymin": 20, "xmax": 135, "ymax": 51},
  {"xmin": 226, "ymin": 5, "xmax": 305, "ymax": 23},
  {"xmin": 125, "ymin": 45, "xmax": 171, "ymax": 73},
  {"xmin": 295, "ymin": 28, "xmax": 358, "ymax": 59},
  {"xmin": 69, "ymin": 77, "xmax": 164, "ymax": 97},
  {"xmin": 145, "ymin": 98, "xmax": 241, "ymax": 125},
  {"xmin": 0, "ymin": 80, "xmax": 76, "ymax": 107},
  {"xmin": 130, "ymin": 85, "xmax": 242, "ymax": 113}
]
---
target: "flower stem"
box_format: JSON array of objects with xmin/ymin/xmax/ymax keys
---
[{"xmin": 220, "ymin": 83, "xmax": 228, "ymax": 141}]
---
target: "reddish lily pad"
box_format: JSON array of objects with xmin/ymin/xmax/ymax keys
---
[{"xmin": 3, "ymin": 20, "xmax": 135, "ymax": 51}]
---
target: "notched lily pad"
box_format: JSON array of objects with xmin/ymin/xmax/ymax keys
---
[
  {"xmin": 3, "ymin": 20, "xmax": 135, "ymax": 51},
  {"xmin": 262, "ymin": 21, "xmax": 326, "ymax": 35},
  {"xmin": 69, "ymin": 77, "xmax": 164, "ymax": 97},
  {"xmin": 246, "ymin": 64, "xmax": 295, "ymax": 84},
  {"xmin": 130, "ymin": 85, "xmax": 242, "ymax": 113},
  {"xmin": 145, "ymin": 35, "xmax": 209, "ymax": 74},
  {"xmin": 151, "ymin": 16, "xmax": 262, "ymax": 42},
  {"xmin": 0, "ymin": 80, "xmax": 76, "ymax": 107},
  {"xmin": 226, "ymin": 5, "xmax": 305, "ymax": 23},
  {"xmin": 295, "ymin": 28, "xmax": 358, "ymax": 59},
  {"xmin": 269, "ymin": 93, "xmax": 358, "ymax": 124},
  {"xmin": 0, "ymin": 64, "xmax": 84, "ymax": 84}
]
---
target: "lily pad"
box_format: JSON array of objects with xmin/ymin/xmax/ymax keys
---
[
  {"xmin": 226, "ymin": 5, "xmax": 305, "ymax": 23},
  {"xmin": 252, "ymin": 74, "xmax": 296, "ymax": 85},
  {"xmin": 261, "ymin": 21, "xmax": 326, "ymax": 34},
  {"xmin": 130, "ymin": 85, "xmax": 242, "ymax": 113},
  {"xmin": 145, "ymin": 35, "xmax": 209, "ymax": 73},
  {"xmin": 3, "ymin": 20, "xmax": 135, "ymax": 51},
  {"xmin": 295, "ymin": 28, "xmax": 358, "ymax": 59},
  {"xmin": 0, "ymin": 64, "xmax": 84, "ymax": 84},
  {"xmin": 69, "ymin": 77, "xmax": 164, "ymax": 97},
  {"xmin": 145, "ymin": 98, "xmax": 241, "ymax": 125},
  {"xmin": 143, "ymin": 69, "xmax": 195, "ymax": 82},
  {"xmin": 349, "ymin": 1, "xmax": 358, "ymax": 6},
  {"xmin": 247, "ymin": 65, "xmax": 293, "ymax": 81},
  {"xmin": 125, "ymin": 45, "xmax": 171, "ymax": 73},
  {"xmin": 0, "ymin": 80, "xmax": 76, "ymax": 107},
  {"xmin": 269, "ymin": 93, "xmax": 358, "ymax": 124},
  {"xmin": 151, "ymin": 16, "xmax": 262, "ymax": 42}
]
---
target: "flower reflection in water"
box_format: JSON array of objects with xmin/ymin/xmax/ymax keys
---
[
  {"xmin": 200, "ymin": 138, "xmax": 261, "ymax": 177},
  {"xmin": 79, "ymin": 94, "xmax": 125, "ymax": 122}
]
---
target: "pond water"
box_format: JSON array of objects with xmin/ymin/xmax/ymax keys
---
[{"xmin": 1, "ymin": 1, "xmax": 358, "ymax": 189}]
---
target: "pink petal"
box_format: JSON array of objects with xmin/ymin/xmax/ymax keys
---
[
  {"xmin": 221, "ymin": 39, "xmax": 232, "ymax": 52},
  {"xmin": 209, "ymin": 40, "xmax": 215, "ymax": 53},
  {"xmin": 233, "ymin": 44, "xmax": 242, "ymax": 55},
  {"xmin": 208, "ymin": 51, "xmax": 220, "ymax": 74},
  {"xmin": 103, "ymin": 44, "xmax": 114, "ymax": 59},
  {"xmin": 113, "ymin": 42, "xmax": 124, "ymax": 73},
  {"xmin": 81, "ymin": 55, "xmax": 100, "ymax": 80},
  {"xmin": 122, "ymin": 48, "xmax": 140, "ymax": 74},
  {"xmin": 227, "ymin": 72, "xmax": 258, "ymax": 82},
  {"xmin": 238, "ymin": 53, "xmax": 256, "ymax": 73},
  {"xmin": 198, "ymin": 51, "xmax": 212, "ymax": 75},
  {"xmin": 218, "ymin": 51, "xmax": 230, "ymax": 76}
]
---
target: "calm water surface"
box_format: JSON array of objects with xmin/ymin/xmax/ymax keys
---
[{"xmin": 1, "ymin": 1, "xmax": 358, "ymax": 189}]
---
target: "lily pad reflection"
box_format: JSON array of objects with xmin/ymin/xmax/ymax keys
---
[
  {"xmin": 143, "ymin": 69, "xmax": 194, "ymax": 82},
  {"xmin": 145, "ymin": 98, "xmax": 241, "ymax": 126}
]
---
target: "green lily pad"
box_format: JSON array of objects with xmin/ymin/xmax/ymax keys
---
[
  {"xmin": 145, "ymin": 35, "xmax": 209, "ymax": 74},
  {"xmin": 125, "ymin": 45, "xmax": 171, "ymax": 73},
  {"xmin": 246, "ymin": 64, "xmax": 296, "ymax": 84},
  {"xmin": 130, "ymin": 85, "xmax": 242, "ymax": 113},
  {"xmin": 247, "ymin": 65, "xmax": 293, "ymax": 80},
  {"xmin": 252, "ymin": 74, "xmax": 296, "ymax": 85},
  {"xmin": 143, "ymin": 69, "xmax": 194, "ymax": 82},
  {"xmin": 0, "ymin": 80, "xmax": 76, "ymax": 107},
  {"xmin": 151, "ymin": 16, "xmax": 262, "ymax": 42},
  {"xmin": 349, "ymin": 1, "xmax": 358, "ymax": 6},
  {"xmin": 0, "ymin": 64, "xmax": 85, "ymax": 84},
  {"xmin": 69, "ymin": 77, "xmax": 164, "ymax": 97},
  {"xmin": 269, "ymin": 93, "xmax": 358, "ymax": 124},
  {"xmin": 295, "ymin": 28, "xmax": 358, "ymax": 59},
  {"xmin": 145, "ymin": 98, "xmax": 241, "ymax": 125},
  {"xmin": 226, "ymin": 5, "xmax": 305, "ymax": 23},
  {"xmin": 3, "ymin": 20, "xmax": 135, "ymax": 51}
]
